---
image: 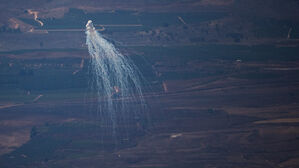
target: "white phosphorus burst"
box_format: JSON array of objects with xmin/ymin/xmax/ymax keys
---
[{"xmin": 85, "ymin": 20, "xmax": 147, "ymax": 139}]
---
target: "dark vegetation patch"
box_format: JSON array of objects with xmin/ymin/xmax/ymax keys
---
[{"xmin": 0, "ymin": 121, "xmax": 145, "ymax": 168}]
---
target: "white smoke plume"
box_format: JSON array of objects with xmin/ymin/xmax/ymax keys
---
[{"xmin": 85, "ymin": 20, "xmax": 148, "ymax": 138}]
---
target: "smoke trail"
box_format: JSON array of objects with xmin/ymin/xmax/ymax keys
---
[
  {"xmin": 27, "ymin": 10, "xmax": 44, "ymax": 27},
  {"xmin": 85, "ymin": 20, "xmax": 148, "ymax": 140}
]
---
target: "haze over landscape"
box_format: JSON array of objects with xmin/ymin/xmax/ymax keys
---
[{"xmin": 1, "ymin": 0, "xmax": 299, "ymax": 167}]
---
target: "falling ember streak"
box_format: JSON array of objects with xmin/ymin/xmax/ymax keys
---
[
  {"xmin": 33, "ymin": 94, "xmax": 43, "ymax": 102},
  {"xmin": 114, "ymin": 86, "xmax": 120, "ymax": 93},
  {"xmin": 178, "ymin": 16, "xmax": 187, "ymax": 25},
  {"xmin": 162, "ymin": 81, "xmax": 168, "ymax": 92},
  {"xmin": 287, "ymin": 27, "xmax": 292, "ymax": 39},
  {"xmin": 80, "ymin": 59, "xmax": 84, "ymax": 69},
  {"xmin": 27, "ymin": 9, "xmax": 44, "ymax": 27}
]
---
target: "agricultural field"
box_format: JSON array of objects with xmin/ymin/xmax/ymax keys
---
[{"xmin": 1, "ymin": 0, "xmax": 299, "ymax": 167}]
